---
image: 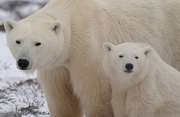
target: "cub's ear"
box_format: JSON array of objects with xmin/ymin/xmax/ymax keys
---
[
  {"xmin": 4, "ymin": 19, "xmax": 17, "ymax": 33},
  {"xmin": 51, "ymin": 20, "xmax": 63, "ymax": 33},
  {"xmin": 143, "ymin": 47, "xmax": 152, "ymax": 57},
  {"xmin": 103, "ymin": 42, "xmax": 114, "ymax": 53}
]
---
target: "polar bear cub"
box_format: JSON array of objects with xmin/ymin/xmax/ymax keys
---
[{"xmin": 103, "ymin": 42, "xmax": 180, "ymax": 117}]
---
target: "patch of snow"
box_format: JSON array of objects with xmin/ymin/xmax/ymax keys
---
[{"xmin": 0, "ymin": 79, "xmax": 49, "ymax": 117}]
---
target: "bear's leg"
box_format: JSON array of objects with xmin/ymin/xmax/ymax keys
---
[
  {"xmin": 155, "ymin": 100, "xmax": 180, "ymax": 117},
  {"xmin": 37, "ymin": 66, "xmax": 83, "ymax": 117},
  {"xmin": 70, "ymin": 73, "xmax": 113, "ymax": 117}
]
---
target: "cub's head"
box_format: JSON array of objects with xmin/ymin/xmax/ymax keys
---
[
  {"xmin": 4, "ymin": 18, "xmax": 65, "ymax": 73},
  {"xmin": 103, "ymin": 42, "xmax": 152, "ymax": 88}
]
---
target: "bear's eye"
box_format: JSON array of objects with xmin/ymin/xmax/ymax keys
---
[
  {"xmin": 119, "ymin": 55, "xmax": 123, "ymax": 58},
  {"xmin": 16, "ymin": 40, "xmax": 21, "ymax": 44},
  {"xmin": 135, "ymin": 56, "xmax": 139, "ymax": 59},
  {"xmin": 35, "ymin": 42, "xmax": 41, "ymax": 46}
]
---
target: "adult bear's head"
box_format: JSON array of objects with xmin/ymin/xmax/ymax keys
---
[{"xmin": 4, "ymin": 18, "xmax": 66, "ymax": 73}]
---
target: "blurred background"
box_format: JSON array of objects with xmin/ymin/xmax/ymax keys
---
[
  {"xmin": 0, "ymin": 1, "xmax": 51, "ymax": 116},
  {"xmin": 0, "ymin": 0, "xmax": 50, "ymax": 31}
]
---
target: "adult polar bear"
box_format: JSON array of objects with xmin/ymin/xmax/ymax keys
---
[{"xmin": 4, "ymin": 0, "xmax": 180, "ymax": 116}]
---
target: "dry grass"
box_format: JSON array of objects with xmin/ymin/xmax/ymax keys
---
[{"xmin": 0, "ymin": 79, "xmax": 49, "ymax": 117}]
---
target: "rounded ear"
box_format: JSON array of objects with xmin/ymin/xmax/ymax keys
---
[
  {"xmin": 51, "ymin": 20, "xmax": 63, "ymax": 33},
  {"xmin": 143, "ymin": 47, "xmax": 152, "ymax": 57},
  {"xmin": 4, "ymin": 19, "xmax": 17, "ymax": 33},
  {"xmin": 103, "ymin": 42, "xmax": 114, "ymax": 53}
]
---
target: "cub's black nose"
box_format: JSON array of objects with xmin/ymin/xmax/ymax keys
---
[
  {"xmin": 18, "ymin": 59, "xmax": 29, "ymax": 70},
  {"xmin": 125, "ymin": 63, "xmax": 133, "ymax": 71}
]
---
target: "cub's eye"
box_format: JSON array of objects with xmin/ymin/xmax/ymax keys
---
[
  {"xmin": 35, "ymin": 42, "xmax": 41, "ymax": 46},
  {"xmin": 135, "ymin": 56, "xmax": 139, "ymax": 59},
  {"xmin": 16, "ymin": 40, "xmax": 21, "ymax": 44},
  {"xmin": 119, "ymin": 55, "xmax": 123, "ymax": 58}
]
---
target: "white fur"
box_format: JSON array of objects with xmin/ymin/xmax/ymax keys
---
[
  {"xmin": 4, "ymin": 0, "xmax": 180, "ymax": 116},
  {"xmin": 103, "ymin": 42, "xmax": 180, "ymax": 117}
]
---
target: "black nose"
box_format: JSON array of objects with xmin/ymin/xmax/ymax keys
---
[
  {"xmin": 125, "ymin": 63, "xmax": 133, "ymax": 71},
  {"xmin": 18, "ymin": 59, "xmax": 29, "ymax": 70}
]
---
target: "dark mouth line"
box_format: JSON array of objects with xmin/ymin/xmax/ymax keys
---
[
  {"xmin": 124, "ymin": 70, "xmax": 133, "ymax": 73},
  {"xmin": 18, "ymin": 68, "xmax": 28, "ymax": 70}
]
